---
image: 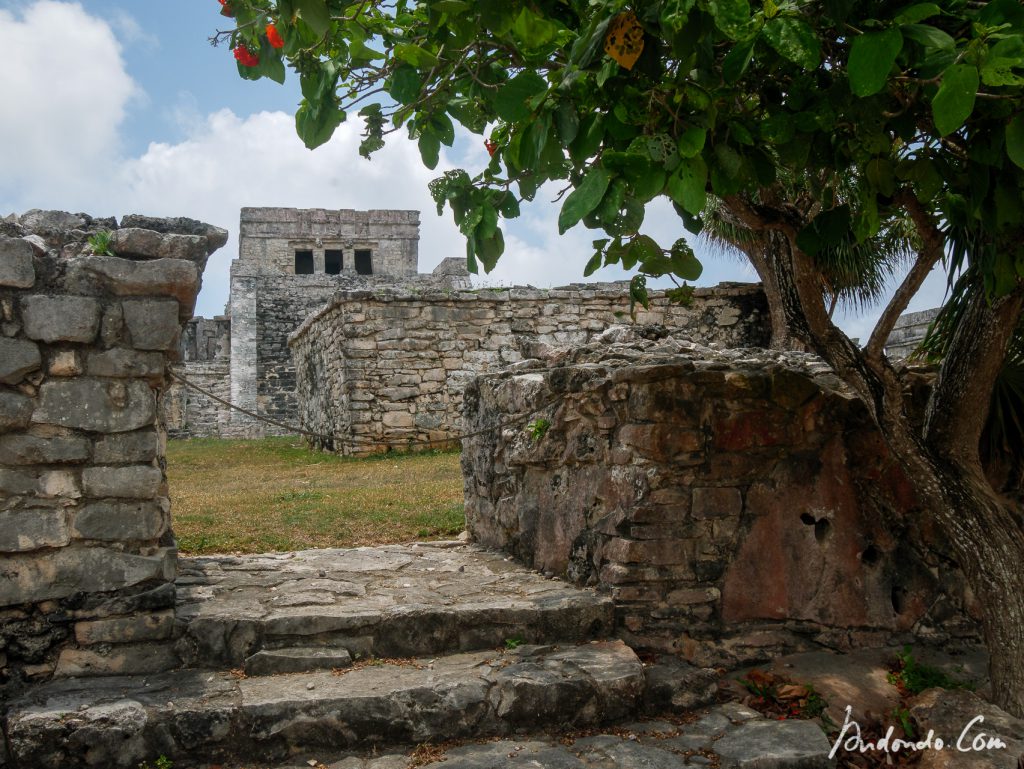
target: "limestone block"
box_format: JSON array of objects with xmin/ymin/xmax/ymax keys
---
[
  {"xmin": 74, "ymin": 609, "xmax": 175, "ymax": 645},
  {"xmin": 48, "ymin": 350, "xmax": 81, "ymax": 376},
  {"xmin": 122, "ymin": 300, "xmax": 181, "ymax": 350},
  {"xmin": 21, "ymin": 296, "xmax": 101, "ymax": 343},
  {"xmin": 93, "ymin": 431, "xmax": 159, "ymax": 463},
  {"xmin": 382, "ymin": 411, "xmax": 414, "ymax": 428},
  {"xmin": 119, "ymin": 214, "xmax": 229, "ymax": 252},
  {"xmin": 0, "ymin": 237, "xmax": 35, "ymax": 287},
  {"xmin": 82, "ymin": 465, "xmax": 163, "ymax": 498},
  {"xmin": 38, "ymin": 470, "xmax": 81, "ymax": 499},
  {"xmin": 54, "ymin": 642, "xmax": 178, "ymax": 677},
  {"xmin": 34, "ymin": 379, "xmax": 155, "ymax": 433},
  {"xmin": 0, "ymin": 467, "xmax": 36, "ymax": 495},
  {"xmin": 0, "ymin": 509, "xmax": 69, "ymax": 552},
  {"xmin": 0, "ymin": 338, "xmax": 41, "ymax": 384},
  {"xmin": 69, "ymin": 256, "xmax": 200, "ymax": 309},
  {"xmin": 86, "ymin": 348, "xmax": 164, "ymax": 378},
  {"xmin": 111, "ymin": 228, "xmax": 207, "ymax": 263},
  {"xmin": 0, "ymin": 434, "xmax": 90, "ymax": 464},
  {"xmin": 0, "ymin": 546, "xmax": 175, "ymax": 606},
  {"xmin": 72, "ymin": 500, "xmax": 166, "ymax": 541}
]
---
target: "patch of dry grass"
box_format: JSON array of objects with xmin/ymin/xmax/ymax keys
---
[{"xmin": 166, "ymin": 437, "xmax": 465, "ymax": 555}]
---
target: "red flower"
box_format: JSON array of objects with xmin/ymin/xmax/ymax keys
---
[
  {"xmin": 218, "ymin": 0, "xmax": 234, "ymax": 17},
  {"xmin": 233, "ymin": 45, "xmax": 260, "ymax": 67},
  {"xmin": 485, "ymin": 139, "xmax": 498, "ymax": 157},
  {"xmin": 266, "ymin": 23, "xmax": 284, "ymax": 49}
]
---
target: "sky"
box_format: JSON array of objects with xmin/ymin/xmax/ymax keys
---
[{"xmin": 0, "ymin": 0, "xmax": 948, "ymax": 336}]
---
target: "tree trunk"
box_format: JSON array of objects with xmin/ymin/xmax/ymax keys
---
[{"xmin": 757, "ymin": 228, "xmax": 1024, "ymax": 717}]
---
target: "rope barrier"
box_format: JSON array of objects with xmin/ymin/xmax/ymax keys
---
[{"xmin": 169, "ymin": 369, "xmax": 567, "ymax": 449}]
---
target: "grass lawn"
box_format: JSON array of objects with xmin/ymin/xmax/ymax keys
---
[{"xmin": 166, "ymin": 437, "xmax": 465, "ymax": 555}]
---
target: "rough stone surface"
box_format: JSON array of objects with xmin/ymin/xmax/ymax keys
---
[
  {"xmin": 71, "ymin": 500, "xmax": 166, "ymax": 541},
  {"xmin": 462, "ymin": 326, "xmax": 978, "ymax": 664},
  {"xmin": 21, "ymin": 296, "xmax": 101, "ymax": 343},
  {"xmin": 290, "ymin": 283, "xmax": 768, "ymax": 455},
  {"xmin": 176, "ymin": 543, "xmax": 615, "ymax": 667},
  {"xmin": 81, "ymin": 465, "xmax": 163, "ymax": 498},
  {"xmin": 0, "ymin": 391, "xmax": 34, "ymax": 433},
  {"xmin": 0, "ymin": 434, "xmax": 90, "ymax": 465},
  {"xmin": 0, "ymin": 212, "xmax": 222, "ymax": 687},
  {"xmin": 122, "ymin": 299, "xmax": 181, "ymax": 350},
  {"xmin": 4, "ymin": 641, "xmax": 644, "ymax": 768},
  {"xmin": 33, "ymin": 379, "xmax": 155, "ymax": 432},
  {"xmin": 908, "ymin": 688, "xmax": 1024, "ymax": 769},
  {"xmin": 0, "ymin": 338, "xmax": 41, "ymax": 384},
  {"xmin": 0, "ymin": 237, "xmax": 36, "ymax": 288},
  {"xmin": 243, "ymin": 646, "xmax": 353, "ymax": 676}
]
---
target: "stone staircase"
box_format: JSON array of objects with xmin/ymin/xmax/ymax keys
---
[{"xmin": 1, "ymin": 543, "xmax": 832, "ymax": 769}]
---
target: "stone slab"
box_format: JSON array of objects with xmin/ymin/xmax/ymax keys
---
[
  {"xmin": 34, "ymin": 378, "xmax": 155, "ymax": 433},
  {"xmin": 0, "ymin": 236, "xmax": 36, "ymax": 287},
  {"xmin": 176, "ymin": 543, "xmax": 616, "ymax": 668},
  {"xmin": 243, "ymin": 646, "xmax": 354, "ymax": 676},
  {"xmin": 4, "ymin": 641, "xmax": 643, "ymax": 769},
  {"xmin": 21, "ymin": 296, "xmax": 101, "ymax": 343},
  {"xmin": 0, "ymin": 338, "xmax": 41, "ymax": 384}
]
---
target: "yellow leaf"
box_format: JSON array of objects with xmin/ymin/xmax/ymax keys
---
[{"xmin": 604, "ymin": 11, "xmax": 645, "ymax": 71}]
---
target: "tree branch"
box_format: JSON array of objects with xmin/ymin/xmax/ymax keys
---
[{"xmin": 865, "ymin": 192, "xmax": 945, "ymax": 360}]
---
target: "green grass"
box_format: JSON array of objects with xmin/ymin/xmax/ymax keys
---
[{"xmin": 167, "ymin": 437, "xmax": 465, "ymax": 555}]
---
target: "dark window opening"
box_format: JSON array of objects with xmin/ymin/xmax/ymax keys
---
[
  {"xmin": 325, "ymin": 249, "xmax": 343, "ymax": 275},
  {"xmin": 294, "ymin": 250, "xmax": 314, "ymax": 274},
  {"xmin": 355, "ymin": 249, "xmax": 373, "ymax": 275}
]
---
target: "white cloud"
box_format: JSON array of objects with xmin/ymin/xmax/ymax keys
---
[
  {"xmin": 0, "ymin": 1, "xmax": 138, "ymax": 203},
  {"xmin": 107, "ymin": 8, "xmax": 159, "ymax": 49}
]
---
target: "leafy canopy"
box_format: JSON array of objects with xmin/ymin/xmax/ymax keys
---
[{"xmin": 217, "ymin": 0, "xmax": 1024, "ymax": 298}]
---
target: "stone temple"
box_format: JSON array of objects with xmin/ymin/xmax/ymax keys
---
[{"xmin": 165, "ymin": 207, "xmax": 770, "ymax": 452}]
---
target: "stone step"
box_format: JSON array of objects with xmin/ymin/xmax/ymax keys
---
[
  {"xmin": 175, "ymin": 543, "xmax": 615, "ymax": 669},
  {"xmin": 4, "ymin": 641, "xmax": 647, "ymax": 769}
]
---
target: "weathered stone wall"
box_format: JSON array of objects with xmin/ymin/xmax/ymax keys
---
[
  {"xmin": 239, "ymin": 207, "xmax": 420, "ymax": 276},
  {"xmin": 885, "ymin": 307, "xmax": 940, "ymax": 360},
  {"xmin": 462, "ymin": 327, "xmax": 978, "ymax": 667},
  {"xmin": 163, "ymin": 316, "xmax": 231, "ymax": 438},
  {"xmin": 289, "ymin": 283, "xmax": 769, "ymax": 455},
  {"xmin": 0, "ymin": 211, "xmax": 225, "ymax": 689}
]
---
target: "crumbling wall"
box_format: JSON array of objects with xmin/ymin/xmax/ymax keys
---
[
  {"xmin": 0, "ymin": 210, "xmax": 226, "ymax": 689},
  {"xmin": 461, "ymin": 327, "xmax": 978, "ymax": 667},
  {"xmin": 164, "ymin": 316, "xmax": 231, "ymax": 438},
  {"xmin": 289, "ymin": 283, "xmax": 769, "ymax": 454}
]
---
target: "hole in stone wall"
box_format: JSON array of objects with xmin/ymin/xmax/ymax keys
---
[
  {"xmin": 355, "ymin": 249, "xmax": 373, "ymax": 275},
  {"xmin": 861, "ymin": 544, "xmax": 880, "ymax": 565},
  {"xmin": 814, "ymin": 518, "xmax": 831, "ymax": 542},
  {"xmin": 891, "ymin": 585, "xmax": 905, "ymax": 614},
  {"xmin": 294, "ymin": 250, "xmax": 314, "ymax": 274},
  {"xmin": 799, "ymin": 512, "xmax": 816, "ymax": 526},
  {"xmin": 325, "ymin": 250, "xmax": 343, "ymax": 274}
]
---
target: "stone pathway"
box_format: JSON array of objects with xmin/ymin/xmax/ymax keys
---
[
  {"xmin": 176, "ymin": 542, "xmax": 614, "ymax": 669},
  {"xmin": 208, "ymin": 704, "xmax": 833, "ymax": 769}
]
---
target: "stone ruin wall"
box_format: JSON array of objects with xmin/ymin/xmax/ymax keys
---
[
  {"xmin": 461, "ymin": 328, "xmax": 979, "ymax": 667},
  {"xmin": 288, "ymin": 283, "xmax": 770, "ymax": 455},
  {"xmin": 163, "ymin": 316, "xmax": 231, "ymax": 438},
  {"xmin": 0, "ymin": 211, "xmax": 226, "ymax": 690}
]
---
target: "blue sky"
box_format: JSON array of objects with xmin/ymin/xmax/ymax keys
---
[{"xmin": 0, "ymin": 0, "xmax": 946, "ymax": 333}]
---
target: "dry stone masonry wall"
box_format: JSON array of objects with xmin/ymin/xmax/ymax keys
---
[
  {"xmin": 288, "ymin": 283, "xmax": 769, "ymax": 455},
  {"xmin": 461, "ymin": 327, "xmax": 978, "ymax": 667},
  {"xmin": 0, "ymin": 210, "xmax": 226, "ymax": 690}
]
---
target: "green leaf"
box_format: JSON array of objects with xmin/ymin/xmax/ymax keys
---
[
  {"xmin": 981, "ymin": 36, "xmax": 1024, "ymax": 87},
  {"xmin": 556, "ymin": 103, "xmax": 580, "ymax": 146},
  {"xmin": 494, "ymin": 71, "xmax": 548, "ymax": 122},
  {"xmin": 394, "ymin": 43, "xmax": 439, "ymax": 68},
  {"xmin": 389, "ymin": 66, "xmax": 421, "ymax": 105},
  {"xmin": 1007, "ymin": 116, "xmax": 1024, "ymax": 170},
  {"xmin": 558, "ymin": 166, "xmax": 612, "ymax": 234},
  {"xmin": 296, "ymin": 0, "xmax": 331, "ymax": 37},
  {"xmin": 762, "ymin": 17, "xmax": 821, "ymax": 70},
  {"xmin": 677, "ymin": 126, "xmax": 707, "ymax": 158},
  {"xmin": 418, "ymin": 131, "xmax": 441, "ymax": 169},
  {"xmin": 475, "ymin": 229, "xmax": 504, "ymax": 272},
  {"xmin": 932, "ymin": 64, "xmax": 979, "ymax": 136},
  {"xmin": 893, "ymin": 3, "xmax": 940, "ymax": 24},
  {"xmin": 901, "ymin": 24, "xmax": 954, "ymax": 53},
  {"xmin": 708, "ymin": 0, "xmax": 751, "ymax": 39},
  {"xmin": 848, "ymin": 28, "xmax": 903, "ymax": 96},
  {"xmin": 570, "ymin": 114, "xmax": 605, "ymax": 162},
  {"xmin": 628, "ymin": 235, "xmax": 663, "ymax": 270},
  {"xmin": 295, "ymin": 101, "xmax": 345, "ymax": 149},
  {"xmin": 670, "ymin": 239, "xmax": 703, "ymax": 280},
  {"xmin": 512, "ymin": 7, "xmax": 561, "ymax": 52},
  {"xmin": 723, "ymin": 38, "xmax": 755, "ymax": 83},
  {"xmin": 666, "ymin": 155, "xmax": 708, "ymax": 215},
  {"xmin": 584, "ymin": 250, "xmax": 604, "ymax": 277}
]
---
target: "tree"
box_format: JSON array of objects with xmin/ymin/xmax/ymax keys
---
[{"xmin": 214, "ymin": 0, "xmax": 1024, "ymax": 714}]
